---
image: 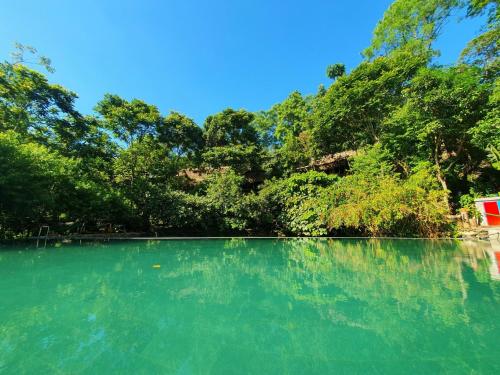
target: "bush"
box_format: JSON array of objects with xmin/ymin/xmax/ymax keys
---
[
  {"xmin": 259, "ymin": 171, "xmax": 338, "ymax": 236},
  {"xmin": 325, "ymin": 153, "xmax": 451, "ymax": 237}
]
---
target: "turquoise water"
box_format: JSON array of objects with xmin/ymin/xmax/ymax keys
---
[{"xmin": 0, "ymin": 239, "xmax": 499, "ymax": 374}]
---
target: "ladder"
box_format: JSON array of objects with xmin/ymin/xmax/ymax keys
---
[
  {"xmin": 37, "ymin": 225, "xmax": 50, "ymax": 239},
  {"xmin": 36, "ymin": 225, "xmax": 50, "ymax": 248}
]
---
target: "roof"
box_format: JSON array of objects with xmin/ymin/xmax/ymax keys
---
[{"xmin": 297, "ymin": 150, "xmax": 357, "ymax": 171}]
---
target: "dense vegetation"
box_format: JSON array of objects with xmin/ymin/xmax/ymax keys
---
[{"xmin": 1, "ymin": 0, "xmax": 498, "ymax": 238}]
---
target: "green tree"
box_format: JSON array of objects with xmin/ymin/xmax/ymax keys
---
[
  {"xmin": 325, "ymin": 146, "xmax": 450, "ymax": 237},
  {"xmin": 113, "ymin": 136, "xmax": 180, "ymax": 229},
  {"xmin": 363, "ymin": 0, "xmax": 462, "ymax": 58},
  {"xmin": 204, "ymin": 169, "xmax": 259, "ymax": 232},
  {"xmin": 382, "ymin": 66, "xmax": 491, "ymax": 201},
  {"xmin": 326, "ymin": 63, "xmax": 346, "ymax": 80},
  {"xmin": 95, "ymin": 94, "xmax": 161, "ymax": 146},
  {"xmin": 312, "ymin": 50, "xmax": 427, "ymax": 155},
  {"xmin": 0, "ymin": 131, "xmax": 75, "ymax": 236},
  {"xmin": 202, "ymin": 109, "xmax": 263, "ymax": 174},
  {"xmin": 0, "ymin": 62, "xmax": 86, "ymax": 152},
  {"xmin": 259, "ymin": 171, "xmax": 339, "ymax": 236},
  {"xmin": 158, "ymin": 111, "xmax": 204, "ymax": 158},
  {"xmin": 460, "ymin": 0, "xmax": 499, "ymax": 75}
]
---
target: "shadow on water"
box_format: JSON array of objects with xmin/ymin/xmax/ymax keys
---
[{"xmin": 0, "ymin": 238, "xmax": 499, "ymax": 374}]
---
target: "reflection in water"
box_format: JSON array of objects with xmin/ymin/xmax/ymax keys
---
[
  {"xmin": 0, "ymin": 239, "xmax": 499, "ymax": 374},
  {"xmin": 486, "ymin": 238, "xmax": 500, "ymax": 280}
]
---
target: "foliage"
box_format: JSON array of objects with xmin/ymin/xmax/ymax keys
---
[
  {"xmin": 204, "ymin": 169, "xmax": 259, "ymax": 232},
  {"xmin": 159, "ymin": 112, "xmax": 204, "ymax": 158},
  {"xmin": 325, "ymin": 149, "xmax": 451, "ymax": 237},
  {"xmin": 1, "ymin": 0, "xmax": 499, "ymax": 238},
  {"xmin": 203, "ymin": 108, "xmax": 257, "ymax": 147},
  {"xmin": 0, "ymin": 62, "xmax": 85, "ymax": 151},
  {"xmin": 326, "ymin": 63, "xmax": 346, "ymax": 80},
  {"xmin": 113, "ymin": 136, "xmax": 180, "ymax": 229},
  {"xmin": 0, "ymin": 131, "xmax": 75, "ymax": 235},
  {"xmin": 364, "ymin": 0, "xmax": 462, "ymax": 58},
  {"xmin": 312, "ymin": 50, "xmax": 427, "ymax": 155},
  {"xmin": 95, "ymin": 94, "xmax": 161, "ymax": 145},
  {"xmin": 382, "ymin": 65, "xmax": 492, "ymax": 202},
  {"xmin": 259, "ymin": 171, "xmax": 339, "ymax": 236}
]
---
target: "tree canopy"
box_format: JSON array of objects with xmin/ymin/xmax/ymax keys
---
[{"xmin": 0, "ymin": 0, "xmax": 499, "ymax": 238}]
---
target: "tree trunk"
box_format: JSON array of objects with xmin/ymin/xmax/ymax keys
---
[{"xmin": 434, "ymin": 139, "xmax": 451, "ymax": 212}]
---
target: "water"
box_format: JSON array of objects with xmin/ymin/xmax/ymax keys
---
[{"xmin": 0, "ymin": 238, "xmax": 499, "ymax": 374}]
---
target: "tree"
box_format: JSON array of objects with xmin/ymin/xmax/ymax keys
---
[
  {"xmin": 326, "ymin": 63, "xmax": 346, "ymax": 80},
  {"xmin": 0, "ymin": 61, "xmax": 86, "ymax": 152},
  {"xmin": 460, "ymin": 0, "xmax": 499, "ymax": 73},
  {"xmin": 158, "ymin": 111, "xmax": 203, "ymax": 158},
  {"xmin": 363, "ymin": 0, "xmax": 462, "ymax": 58},
  {"xmin": 469, "ymin": 78, "xmax": 500, "ymax": 171},
  {"xmin": 95, "ymin": 94, "xmax": 161, "ymax": 146},
  {"xmin": 382, "ymin": 66, "xmax": 492, "ymax": 203},
  {"xmin": 10, "ymin": 42, "xmax": 55, "ymax": 73},
  {"xmin": 0, "ymin": 131, "xmax": 75, "ymax": 235},
  {"xmin": 202, "ymin": 109, "xmax": 263, "ymax": 174},
  {"xmin": 204, "ymin": 169, "xmax": 258, "ymax": 232},
  {"xmin": 325, "ymin": 146, "xmax": 450, "ymax": 237},
  {"xmin": 113, "ymin": 136, "xmax": 179, "ymax": 229},
  {"xmin": 259, "ymin": 171, "xmax": 339, "ymax": 236},
  {"xmin": 203, "ymin": 108, "xmax": 257, "ymax": 147},
  {"xmin": 312, "ymin": 50, "xmax": 427, "ymax": 155}
]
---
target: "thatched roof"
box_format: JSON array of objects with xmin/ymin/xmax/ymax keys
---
[
  {"xmin": 177, "ymin": 167, "xmax": 230, "ymax": 184},
  {"xmin": 297, "ymin": 150, "xmax": 357, "ymax": 171}
]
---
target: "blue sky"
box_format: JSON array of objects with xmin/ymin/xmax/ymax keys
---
[{"xmin": 0, "ymin": 0, "xmax": 486, "ymax": 125}]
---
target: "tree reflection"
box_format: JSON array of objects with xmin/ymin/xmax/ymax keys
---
[{"xmin": 0, "ymin": 239, "xmax": 499, "ymax": 374}]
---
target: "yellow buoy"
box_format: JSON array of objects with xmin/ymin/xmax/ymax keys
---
[{"xmin": 153, "ymin": 264, "xmax": 161, "ymax": 269}]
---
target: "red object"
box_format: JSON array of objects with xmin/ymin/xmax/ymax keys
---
[
  {"xmin": 495, "ymin": 252, "xmax": 500, "ymax": 274},
  {"xmin": 483, "ymin": 201, "xmax": 500, "ymax": 226}
]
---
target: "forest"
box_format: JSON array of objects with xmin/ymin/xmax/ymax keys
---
[{"xmin": 0, "ymin": 0, "xmax": 498, "ymax": 238}]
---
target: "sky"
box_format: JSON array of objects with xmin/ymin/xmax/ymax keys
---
[{"xmin": 0, "ymin": 0, "xmax": 487, "ymax": 125}]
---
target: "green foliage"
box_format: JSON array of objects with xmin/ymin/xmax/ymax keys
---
[
  {"xmin": 260, "ymin": 171, "xmax": 339, "ymax": 236},
  {"xmin": 325, "ymin": 149, "xmax": 450, "ymax": 237},
  {"xmin": 1, "ymin": 0, "xmax": 499, "ymax": 239},
  {"xmin": 363, "ymin": 0, "xmax": 462, "ymax": 58},
  {"xmin": 0, "ymin": 62, "xmax": 85, "ymax": 151},
  {"xmin": 313, "ymin": 50, "xmax": 427, "ymax": 154},
  {"xmin": 159, "ymin": 112, "xmax": 203, "ymax": 158},
  {"xmin": 202, "ymin": 109, "xmax": 263, "ymax": 175},
  {"xmin": 113, "ymin": 136, "xmax": 179, "ymax": 229},
  {"xmin": 326, "ymin": 63, "xmax": 346, "ymax": 79},
  {"xmin": 204, "ymin": 169, "xmax": 259, "ymax": 232},
  {"xmin": 202, "ymin": 144, "xmax": 263, "ymax": 175},
  {"xmin": 469, "ymin": 78, "xmax": 500, "ymax": 153},
  {"xmin": 0, "ymin": 131, "xmax": 75, "ymax": 235},
  {"xmin": 274, "ymin": 91, "xmax": 312, "ymax": 141},
  {"xmin": 382, "ymin": 65, "xmax": 492, "ymax": 201},
  {"xmin": 95, "ymin": 94, "xmax": 161, "ymax": 145},
  {"xmin": 203, "ymin": 108, "xmax": 257, "ymax": 147},
  {"xmin": 11, "ymin": 43, "xmax": 55, "ymax": 73}
]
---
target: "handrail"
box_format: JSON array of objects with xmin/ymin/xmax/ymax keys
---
[{"xmin": 37, "ymin": 225, "xmax": 50, "ymax": 239}]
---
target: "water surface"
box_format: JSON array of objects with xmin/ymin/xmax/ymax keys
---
[{"xmin": 0, "ymin": 239, "xmax": 499, "ymax": 374}]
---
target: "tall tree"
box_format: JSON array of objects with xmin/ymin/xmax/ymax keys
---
[
  {"xmin": 312, "ymin": 50, "xmax": 427, "ymax": 155},
  {"xmin": 382, "ymin": 66, "xmax": 492, "ymax": 201},
  {"xmin": 158, "ymin": 111, "xmax": 203, "ymax": 158},
  {"xmin": 203, "ymin": 108, "xmax": 257, "ymax": 147},
  {"xmin": 95, "ymin": 94, "xmax": 161, "ymax": 146},
  {"xmin": 0, "ymin": 61, "xmax": 86, "ymax": 151},
  {"xmin": 363, "ymin": 0, "xmax": 462, "ymax": 58},
  {"xmin": 460, "ymin": 0, "xmax": 499, "ymax": 73},
  {"xmin": 202, "ymin": 109, "xmax": 263, "ymax": 174}
]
